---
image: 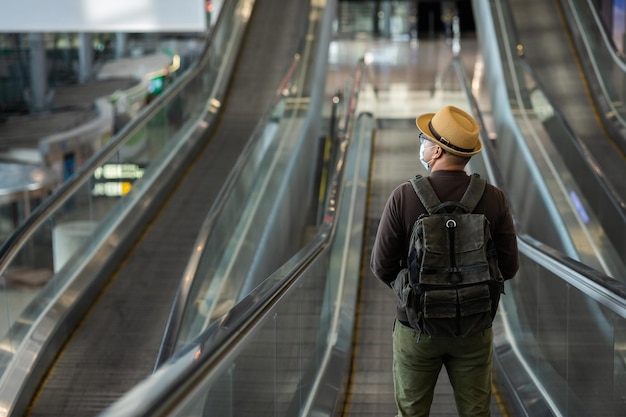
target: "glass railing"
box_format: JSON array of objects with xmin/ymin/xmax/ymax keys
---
[
  {"xmin": 155, "ymin": 54, "xmax": 306, "ymax": 363},
  {"xmin": 502, "ymin": 237, "xmax": 626, "ymax": 417},
  {"xmin": 155, "ymin": 0, "xmax": 339, "ymax": 365},
  {"xmin": 470, "ymin": 1, "xmax": 626, "ymax": 415},
  {"xmin": 0, "ymin": 0, "xmax": 255, "ymax": 403},
  {"xmin": 97, "ymin": 58, "xmax": 372, "ymax": 417},
  {"xmin": 475, "ymin": 0, "xmax": 625, "ymax": 279}
]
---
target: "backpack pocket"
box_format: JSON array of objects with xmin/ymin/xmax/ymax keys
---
[
  {"xmin": 391, "ymin": 268, "xmax": 410, "ymax": 307},
  {"xmin": 392, "ymin": 268, "xmax": 423, "ymax": 330},
  {"xmin": 422, "ymin": 288, "xmax": 457, "ymax": 318},
  {"xmin": 458, "ymin": 283, "xmax": 491, "ymax": 316},
  {"xmin": 422, "ymin": 283, "xmax": 492, "ymax": 319},
  {"xmin": 422, "ymin": 284, "xmax": 493, "ymax": 337}
]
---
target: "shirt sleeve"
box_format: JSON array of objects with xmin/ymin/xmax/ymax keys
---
[
  {"xmin": 491, "ymin": 189, "xmax": 520, "ymax": 280},
  {"xmin": 370, "ymin": 188, "xmax": 406, "ymax": 287}
]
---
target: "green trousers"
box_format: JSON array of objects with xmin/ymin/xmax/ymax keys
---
[{"xmin": 392, "ymin": 320, "xmax": 493, "ymax": 417}]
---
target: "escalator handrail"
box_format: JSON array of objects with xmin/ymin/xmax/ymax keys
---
[
  {"xmin": 0, "ymin": 0, "xmax": 233, "ymax": 278},
  {"xmin": 517, "ymin": 56, "xmax": 626, "ymax": 224},
  {"xmin": 579, "ymin": 0, "xmax": 626, "ymax": 72},
  {"xmin": 479, "ymin": 0, "xmax": 626, "ymax": 267},
  {"xmin": 519, "ymin": 234, "xmax": 626, "ymax": 315},
  {"xmin": 0, "ymin": 2, "xmax": 254, "ymax": 415},
  {"xmin": 156, "ymin": 53, "xmax": 366, "ymax": 366},
  {"xmin": 101, "ymin": 223, "xmax": 332, "ymax": 417}
]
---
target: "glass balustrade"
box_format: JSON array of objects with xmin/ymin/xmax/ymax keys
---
[{"xmin": 0, "ymin": 0, "xmax": 255, "ymax": 379}]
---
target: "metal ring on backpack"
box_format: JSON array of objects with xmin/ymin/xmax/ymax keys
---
[{"xmin": 445, "ymin": 219, "xmax": 457, "ymax": 228}]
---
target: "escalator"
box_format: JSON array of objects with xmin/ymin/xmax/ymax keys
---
[
  {"xmin": 0, "ymin": 0, "xmax": 328, "ymax": 416},
  {"xmin": 2, "ymin": 0, "xmax": 625, "ymax": 416},
  {"xmin": 494, "ymin": 0, "xmax": 626, "ymax": 268},
  {"xmin": 93, "ymin": 1, "xmax": 626, "ymax": 416},
  {"xmin": 473, "ymin": 0, "xmax": 626, "ymax": 415},
  {"xmin": 29, "ymin": 0, "xmax": 313, "ymax": 414},
  {"xmin": 89, "ymin": 24, "xmax": 626, "ymax": 412}
]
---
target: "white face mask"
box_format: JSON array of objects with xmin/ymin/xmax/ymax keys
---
[{"xmin": 419, "ymin": 143, "xmax": 433, "ymax": 171}]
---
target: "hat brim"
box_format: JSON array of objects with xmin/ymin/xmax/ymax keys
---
[{"xmin": 415, "ymin": 114, "xmax": 482, "ymax": 157}]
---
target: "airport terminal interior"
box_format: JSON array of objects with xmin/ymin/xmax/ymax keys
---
[{"xmin": 1, "ymin": 0, "xmax": 625, "ymax": 416}]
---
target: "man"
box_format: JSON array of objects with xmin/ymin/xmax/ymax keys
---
[{"xmin": 370, "ymin": 105, "xmax": 519, "ymax": 417}]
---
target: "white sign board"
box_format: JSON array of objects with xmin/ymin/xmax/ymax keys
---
[{"xmin": 0, "ymin": 0, "xmax": 206, "ymax": 32}]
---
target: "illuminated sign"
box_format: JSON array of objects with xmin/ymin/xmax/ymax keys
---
[
  {"xmin": 92, "ymin": 163, "xmax": 145, "ymax": 197},
  {"xmin": 94, "ymin": 163, "xmax": 144, "ymax": 180},
  {"xmin": 92, "ymin": 181, "xmax": 133, "ymax": 197}
]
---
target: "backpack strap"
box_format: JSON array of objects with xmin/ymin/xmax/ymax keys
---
[
  {"xmin": 459, "ymin": 173, "xmax": 486, "ymax": 212},
  {"xmin": 409, "ymin": 175, "xmax": 441, "ymax": 215},
  {"xmin": 410, "ymin": 173, "xmax": 486, "ymax": 214}
]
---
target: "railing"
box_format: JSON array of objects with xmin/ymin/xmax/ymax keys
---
[
  {"xmin": 0, "ymin": 0, "xmax": 256, "ymax": 415},
  {"xmin": 469, "ymin": 0, "xmax": 626, "ymax": 415},
  {"xmin": 97, "ymin": 57, "xmax": 371, "ymax": 417},
  {"xmin": 155, "ymin": 0, "xmax": 338, "ymax": 367},
  {"xmin": 498, "ymin": 236, "xmax": 626, "ymax": 417},
  {"xmin": 154, "ymin": 53, "xmax": 303, "ymax": 365},
  {"xmin": 474, "ymin": 0, "xmax": 625, "ymax": 277}
]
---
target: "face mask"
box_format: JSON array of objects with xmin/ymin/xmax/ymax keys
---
[{"xmin": 419, "ymin": 143, "xmax": 433, "ymax": 171}]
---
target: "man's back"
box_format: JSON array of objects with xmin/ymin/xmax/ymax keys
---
[
  {"xmin": 369, "ymin": 105, "xmax": 519, "ymax": 417},
  {"xmin": 370, "ymin": 170, "xmax": 518, "ymax": 290}
]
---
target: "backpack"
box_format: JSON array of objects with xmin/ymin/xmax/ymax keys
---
[{"xmin": 391, "ymin": 173, "xmax": 504, "ymax": 338}]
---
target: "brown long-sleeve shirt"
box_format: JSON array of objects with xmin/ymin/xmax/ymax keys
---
[{"xmin": 370, "ymin": 170, "xmax": 519, "ymax": 321}]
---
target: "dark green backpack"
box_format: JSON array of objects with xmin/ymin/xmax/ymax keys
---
[{"xmin": 391, "ymin": 174, "xmax": 504, "ymax": 338}]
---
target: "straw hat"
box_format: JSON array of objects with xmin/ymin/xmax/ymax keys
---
[{"xmin": 416, "ymin": 105, "xmax": 482, "ymax": 156}]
